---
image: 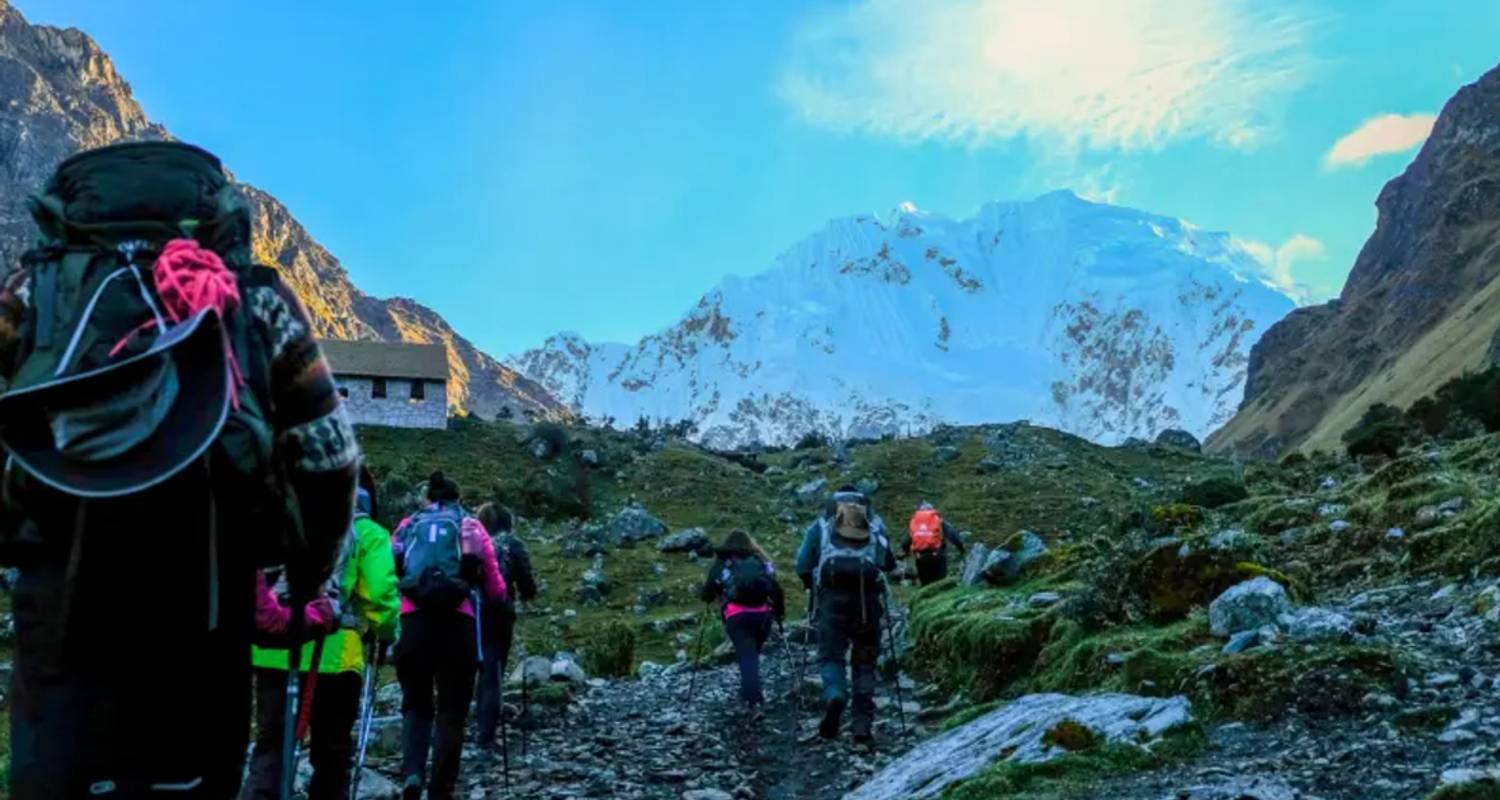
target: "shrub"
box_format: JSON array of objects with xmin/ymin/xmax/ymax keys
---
[
  {"xmin": 527, "ymin": 421, "xmax": 571, "ymax": 460},
  {"xmin": 1342, "ymin": 403, "xmax": 1417, "ymax": 459},
  {"xmin": 794, "ymin": 431, "xmax": 829, "ymax": 450},
  {"xmin": 580, "ymin": 620, "xmax": 637, "ymax": 679},
  {"xmin": 1176, "ymin": 476, "xmax": 1249, "ymax": 509}
]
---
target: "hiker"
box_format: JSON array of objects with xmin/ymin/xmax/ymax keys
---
[
  {"xmin": 473, "ymin": 502, "xmax": 538, "ymax": 751},
  {"xmin": 0, "ymin": 142, "xmax": 359, "ymax": 798},
  {"xmin": 899, "ymin": 502, "xmax": 967, "ymax": 586},
  {"xmin": 242, "ymin": 468, "xmax": 400, "ymax": 799},
  {"xmin": 698, "ymin": 529, "xmax": 786, "ymax": 717},
  {"xmin": 796, "ymin": 486, "xmax": 897, "ymax": 743},
  {"xmin": 392, "ymin": 472, "xmax": 507, "ymax": 800}
]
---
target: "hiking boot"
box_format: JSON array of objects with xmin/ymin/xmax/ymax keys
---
[
  {"xmin": 401, "ymin": 774, "xmax": 424, "ymax": 800},
  {"xmin": 818, "ymin": 696, "xmax": 845, "ymax": 740},
  {"xmin": 851, "ymin": 715, "xmax": 875, "ymax": 746}
]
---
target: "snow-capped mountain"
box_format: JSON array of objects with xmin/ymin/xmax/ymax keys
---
[{"xmin": 513, "ymin": 191, "xmax": 1295, "ymax": 449}]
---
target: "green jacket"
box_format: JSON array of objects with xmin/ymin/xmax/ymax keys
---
[{"xmin": 253, "ymin": 515, "xmax": 400, "ymax": 674}]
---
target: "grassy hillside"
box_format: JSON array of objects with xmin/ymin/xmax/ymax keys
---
[{"xmin": 358, "ymin": 418, "xmax": 1241, "ymax": 667}]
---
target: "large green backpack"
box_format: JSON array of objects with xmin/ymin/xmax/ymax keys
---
[{"xmin": 0, "ymin": 142, "xmax": 303, "ymax": 577}]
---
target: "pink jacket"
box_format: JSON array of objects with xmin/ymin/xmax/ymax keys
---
[
  {"xmin": 254, "ymin": 570, "xmax": 339, "ymax": 637},
  {"xmin": 393, "ymin": 506, "xmax": 507, "ymax": 617}
]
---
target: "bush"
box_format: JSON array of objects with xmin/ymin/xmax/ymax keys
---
[
  {"xmin": 794, "ymin": 431, "xmax": 829, "ymax": 450},
  {"xmin": 1342, "ymin": 403, "xmax": 1417, "ymax": 459},
  {"xmin": 527, "ymin": 421, "xmax": 571, "ymax": 460},
  {"xmin": 580, "ymin": 620, "xmax": 637, "ymax": 679},
  {"xmin": 1176, "ymin": 476, "xmax": 1249, "ymax": 509}
]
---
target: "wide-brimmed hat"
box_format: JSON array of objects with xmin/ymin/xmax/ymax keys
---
[
  {"xmin": 0, "ymin": 307, "xmax": 231, "ymax": 498},
  {"xmin": 836, "ymin": 502, "xmax": 872, "ymax": 541}
]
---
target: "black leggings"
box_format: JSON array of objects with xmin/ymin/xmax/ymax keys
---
[
  {"xmin": 475, "ymin": 601, "xmax": 516, "ymax": 745},
  {"xmin": 242, "ymin": 669, "xmax": 362, "ymax": 800},
  {"xmin": 395, "ymin": 610, "xmax": 479, "ymax": 797}
]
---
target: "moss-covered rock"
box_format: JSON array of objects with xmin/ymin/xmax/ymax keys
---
[{"xmin": 1199, "ymin": 645, "xmax": 1400, "ymax": 720}]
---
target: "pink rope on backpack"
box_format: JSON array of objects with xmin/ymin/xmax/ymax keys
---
[{"xmin": 108, "ymin": 238, "xmax": 245, "ymax": 408}]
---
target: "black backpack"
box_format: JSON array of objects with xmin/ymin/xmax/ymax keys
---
[{"xmin": 723, "ymin": 557, "xmax": 773, "ymax": 606}]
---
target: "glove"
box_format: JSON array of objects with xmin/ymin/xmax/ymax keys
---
[{"xmin": 304, "ymin": 596, "xmax": 341, "ymax": 638}]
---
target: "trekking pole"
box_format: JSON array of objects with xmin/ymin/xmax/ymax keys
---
[
  {"xmin": 775, "ymin": 619, "xmax": 803, "ymax": 711},
  {"xmin": 521, "ymin": 668, "xmax": 530, "ymax": 758},
  {"xmin": 290, "ymin": 635, "xmax": 328, "ymax": 779},
  {"xmin": 350, "ymin": 638, "xmax": 383, "ymax": 800},
  {"xmin": 498, "ymin": 651, "xmax": 511, "ymax": 795},
  {"xmin": 880, "ymin": 586, "xmax": 909, "ymax": 738},
  {"xmin": 684, "ymin": 602, "xmax": 710, "ymax": 702},
  {"xmin": 280, "ymin": 601, "xmax": 307, "ymax": 800}
]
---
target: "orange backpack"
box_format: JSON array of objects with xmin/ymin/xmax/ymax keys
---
[{"xmin": 909, "ymin": 508, "xmax": 944, "ymax": 553}]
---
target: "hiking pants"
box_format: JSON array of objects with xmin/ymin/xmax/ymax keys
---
[
  {"xmin": 9, "ymin": 475, "xmax": 255, "ymax": 799},
  {"xmin": 242, "ymin": 669, "xmax": 362, "ymax": 800},
  {"xmin": 914, "ymin": 552, "xmax": 949, "ymax": 586},
  {"xmin": 395, "ymin": 609, "xmax": 479, "ymax": 799},
  {"xmin": 475, "ymin": 600, "xmax": 516, "ymax": 746},
  {"xmin": 724, "ymin": 610, "xmax": 773, "ymax": 706},
  {"xmin": 814, "ymin": 590, "xmax": 882, "ymax": 730}
]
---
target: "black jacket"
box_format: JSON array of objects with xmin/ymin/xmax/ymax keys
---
[
  {"xmin": 699, "ymin": 552, "xmax": 786, "ymax": 620},
  {"xmin": 492, "ymin": 533, "xmax": 538, "ymax": 603}
]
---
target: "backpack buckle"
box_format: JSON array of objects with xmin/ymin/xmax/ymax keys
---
[{"xmin": 116, "ymin": 240, "xmax": 149, "ymax": 266}]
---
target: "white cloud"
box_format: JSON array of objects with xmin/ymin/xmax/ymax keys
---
[
  {"xmin": 1324, "ymin": 113, "xmax": 1436, "ymax": 169},
  {"xmin": 1232, "ymin": 233, "xmax": 1329, "ymax": 304},
  {"xmin": 781, "ymin": 0, "xmax": 1309, "ymax": 153}
]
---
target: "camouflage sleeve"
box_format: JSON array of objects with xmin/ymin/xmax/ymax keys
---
[
  {"xmin": 246, "ymin": 273, "xmax": 360, "ymax": 593},
  {"xmin": 0, "ymin": 265, "xmax": 32, "ymax": 382}
]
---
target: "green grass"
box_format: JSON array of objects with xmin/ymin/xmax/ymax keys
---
[{"xmin": 940, "ymin": 726, "xmax": 1209, "ymax": 799}]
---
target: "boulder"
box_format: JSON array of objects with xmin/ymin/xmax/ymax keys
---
[
  {"xmin": 551, "ymin": 654, "xmax": 587, "ymax": 683},
  {"xmin": 846, "ymin": 693, "xmax": 1193, "ymax": 800},
  {"xmin": 657, "ymin": 528, "xmax": 712, "ymax": 555},
  {"xmin": 856, "ymin": 477, "xmax": 880, "ymax": 496},
  {"xmin": 934, "ymin": 445, "xmax": 961, "ymax": 463},
  {"xmin": 512, "ymin": 655, "xmax": 552, "ymax": 687},
  {"xmin": 795, "ymin": 478, "xmax": 828, "ymax": 502},
  {"xmin": 959, "ymin": 544, "xmax": 1014, "ymax": 587},
  {"xmin": 610, "ymin": 504, "xmax": 668, "ymax": 544},
  {"xmin": 1154, "ymin": 429, "xmax": 1202, "ymax": 452},
  {"xmin": 580, "ymin": 449, "xmax": 601, "ymax": 467},
  {"xmin": 1277, "ymin": 607, "xmax": 1354, "ymax": 643},
  {"xmin": 1209, "ymin": 577, "xmax": 1291, "ymax": 637}
]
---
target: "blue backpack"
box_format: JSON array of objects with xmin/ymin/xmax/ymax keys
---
[{"xmin": 398, "ymin": 504, "xmax": 467, "ymax": 610}]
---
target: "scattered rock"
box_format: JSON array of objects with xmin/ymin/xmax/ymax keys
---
[
  {"xmin": 512, "ymin": 656, "xmax": 552, "ymax": 687},
  {"xmin": 795, "ymin": 478, "xmax": 828, "ymax": 503},
  {"xmin": 1222, "ymin": 625, "xmax": 1278, "ymax": 655},
  {"xmin": 1029, "ymin": 591, "xmax": 1062, "ymax": 608},
  {"xmin": 580, "ymin": 449, "xmax": 601, "ymax": 467},
  {"xmin": 934, "ymin": 445, "xmax": 961, "ymax": 463},
  {"xmin": 1154, "ymin": 429, "xmax": 1202, "ymax": 452},
  {"xmin": 1328, "ymin": 519, "xmax": 1351, "ymax": 533},
  {"xmin": 846, "ymin": 693, "xmax": 1193, "ymax": 800},
  {"xmin": 610, "ymin": 504, "xmax": 669, "ymax": 544},
  {"xmin": 682, "ymin": 791, "xmax": 734, "ymax": 800},
  {"xmin": 550, "ymin": 654, "xmax": 587, "ymax": 683},
  {"xmin": 1387, "ymin": 527, "xmax": 1405, "ymax": 539},
  {"xmin": 578, "ymin": 554, "xmax": 611, "ymax": 605},
  {"xmin": 1163, "ymin": 775, "xmax": 1296, "ymax": 800},
  {"xmin": 1278, "ymin": 607, "xmax": 1354, "ymax": 642},
  {"xmin": 658, "ymin": 528, "xmax": 712, "ymax": 555},
  {"xmin": 1209, "ymin": 577, "xmax": 1292, "ymax": 637}
]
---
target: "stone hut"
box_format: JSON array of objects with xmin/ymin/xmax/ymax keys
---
[{"xmin": 321, "ymin": 340, "xmax": 449, "ymax": 429}]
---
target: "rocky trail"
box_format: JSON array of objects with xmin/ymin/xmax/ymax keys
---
[{"xmin": 353, "ymin": 613, "xmax": 929, "ymax": 800}]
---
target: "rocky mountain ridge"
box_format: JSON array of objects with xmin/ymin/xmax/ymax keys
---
[
  {"xmin": 0, "ymin": 0, "xmax": 566, "ymax": 420},
  {"xmin": 514, "ymin": 192, "xmax": 1294, "ymax": 449},
  {"xmin": 1210, "ymin": 63, "xmax": 1500, "ymax": 457}
]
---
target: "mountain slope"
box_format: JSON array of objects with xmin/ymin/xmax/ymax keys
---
[
  {"xmin": 515, "ymin": 193, "xmax": 1294, "ymax": 448},
  {"xmin": 0, "ymin": 0, "xmax": 566, "ymax": 421},
  {"xmin": 1209, "ymin": 63, "xmax": 1500, "ymax": 457}
]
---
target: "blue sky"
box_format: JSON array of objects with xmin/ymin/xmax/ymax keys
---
[{"xmin": 16, "ymin": 1, "xmax": 1500, "ymax": 356}]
